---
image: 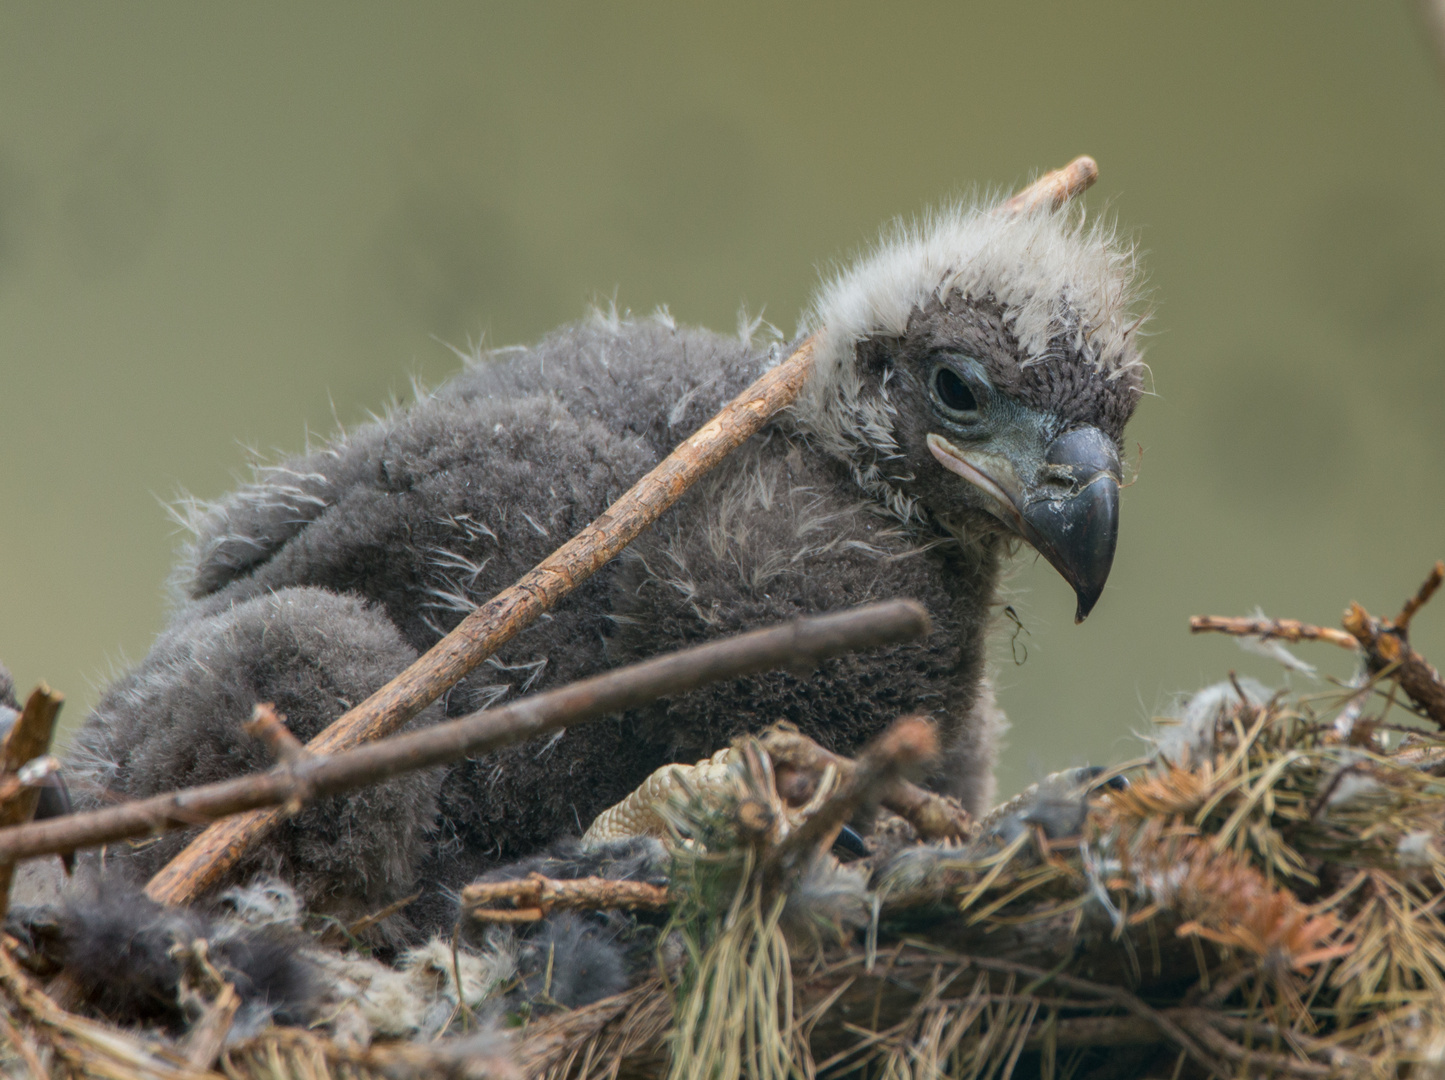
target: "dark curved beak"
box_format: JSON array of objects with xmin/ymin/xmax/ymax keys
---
[
  {"xmin": 1018, "ymin": 427, "xmax": 1121, "ymax": 623},
  {"xmin": 927, "ymin": 425, "xmax": 1121, "ymax": 623}
]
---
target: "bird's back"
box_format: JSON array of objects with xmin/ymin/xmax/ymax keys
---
[{"xmin": 178, "ymin": 314, "xmax": 772, "ymax": 644}]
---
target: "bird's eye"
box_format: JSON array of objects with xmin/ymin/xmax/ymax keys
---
[{"xmin": 933, "ymin": 368, "xmax": 978, "ymax": 414}]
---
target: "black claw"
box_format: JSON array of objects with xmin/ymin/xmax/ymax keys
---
[{"xmin": 832, "ymin": 824, "xmax": 870, "ymax": 860}]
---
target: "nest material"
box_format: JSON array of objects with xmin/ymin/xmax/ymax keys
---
[{"xmin": 4, "ymin": 588, "xmax": 1445, "ymax": 1078}]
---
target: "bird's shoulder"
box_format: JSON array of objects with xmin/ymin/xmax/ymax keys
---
[
  {"xmin": 610, "ymin": 433, "xmax": 959, "ymax": 646},
  {"xmin": 175, "ymin": 315, "xmax": 774, "ymax": 607}
]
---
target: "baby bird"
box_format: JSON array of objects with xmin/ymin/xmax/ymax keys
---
[{"xmin": 65, "ymin": 192, "xmax": 1146, "ymax": 925}]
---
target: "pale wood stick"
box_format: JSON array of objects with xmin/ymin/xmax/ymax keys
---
[
  {"xmin": 462, "ymin": 872, "xmax": 669, "ymax": 924},
  {"xmin": 1000, "ymin": 155, "xmax": 1098, "ymax": 215},
  {"xmin": 145, "ymin": 157, "xmax": 1101, "ymax": 907},
  {"xmin": 0, "ymin": 602, "xmax": 930, "ymax": 864}
]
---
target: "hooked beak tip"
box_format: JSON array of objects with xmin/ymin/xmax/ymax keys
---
[
  {"xmin": 1021, "ymin": 426, "xmax": 1122, "ymax": 623},
  {"xmin": 1024, "ymin": 470, "xmax": 1119, "ymax": 624},
  {"xmin": 927, "ymin": 427, "xmax": 1122, "ymax": 622}
]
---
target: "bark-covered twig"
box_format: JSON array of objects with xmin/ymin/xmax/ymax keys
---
[
  {"xmin": 1343, "ymin": 599, "xmax": 1445, "ymax": 728},
  {"xmin": 761, "ymin": 724, "xmax": 974, "ymax": 842},
  {"xmin": 1189, "ymin": 615, "xmax": 1359, "ymax": 651},
  {"xmin": 462, "ymin": 873, "xmax": 670, "ymax": 924},
  {"xmin": 0, "ymin": 686, "xmax": 64, "ymax": 918},
  {"xmin": 0, "ymin": 602, "xmax": 930, "ymax": 865}
]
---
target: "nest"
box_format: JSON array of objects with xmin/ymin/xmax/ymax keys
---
[{"xmin": 2, "ymin": 568, "xmax": 1444, "ymax": 1080}]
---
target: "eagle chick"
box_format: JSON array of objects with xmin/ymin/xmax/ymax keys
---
[{"xmin": 64, "ymin": 193, "xmax": 1146, "ymax": 930}]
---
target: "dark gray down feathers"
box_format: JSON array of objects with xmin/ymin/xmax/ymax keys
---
[
  {"xmin": 66, "ymin": 589, "xmax": 443, "ymax": 934},
  {"xmin": 64, "ymin": 318, "xmax": 1009, "ymax": 933}
]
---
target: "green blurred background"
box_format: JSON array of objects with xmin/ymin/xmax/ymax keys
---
[{"xmin": 1, "ymin": 3, "xmax": 1442, "ymax": 797}]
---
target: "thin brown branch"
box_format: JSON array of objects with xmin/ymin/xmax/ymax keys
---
[
  {"xmin": 0, "ymin": 602, "xmax": 930, "ymax": 865},
  {"xmin": 0, "ymin": 686, "xmax": 64, "ymax": 918},
  {"xmin": 462, "ymin": 872, "xmax": 670, "ymax": 924},
  {"xmin": 761, "ymin": 724, "xmax": 975, "ymax": 842},
  {"xmin": 1000, "ymin": 156, "xmax": 1099, "ymax": 215},
  {"xmin": 344, "ymin": 890, "xmax": 423, "ymax": 939},
  {"xmin": 1189, "ymin": 615, "xmax": 1359, "ymax": 652},
  {"xmin": 1395, "ymin": 558, "xmax": 1444, "ymax": 632},
  {"xmin": 143, "ymin": 333, "xmax": 820, "ymax": 907},
  {"xmin": 1203, "ymin": 1013, "xmax": 1375, "ymax": 1074}
]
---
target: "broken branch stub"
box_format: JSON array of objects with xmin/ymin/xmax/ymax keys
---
[{"xmin": 999, "ymin": 156, "xmax": 1098, "ymax": 215}]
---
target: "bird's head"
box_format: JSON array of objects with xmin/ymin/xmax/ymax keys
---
[{"xmin": 795, "ymin": 197, "xmax": 1146, "ymax": 621}]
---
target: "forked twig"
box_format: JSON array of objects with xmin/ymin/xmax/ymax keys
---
[{"xmin": 1192, "ymin": 560, "xmax": 1445, "ymax": 729}]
